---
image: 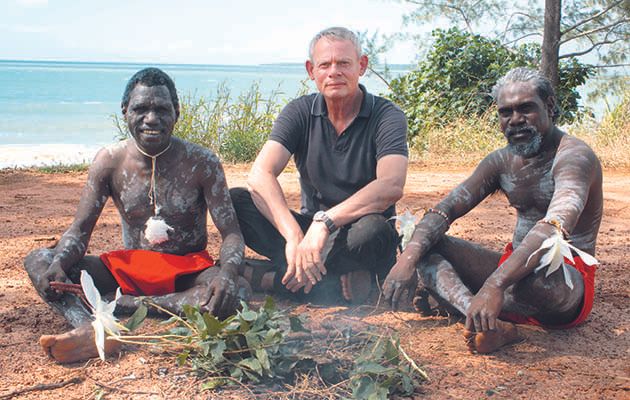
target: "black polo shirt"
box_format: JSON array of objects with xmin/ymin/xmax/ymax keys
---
[{"xmin": 269, "ymin": 84, "xmax": 408, "ymax": 218}]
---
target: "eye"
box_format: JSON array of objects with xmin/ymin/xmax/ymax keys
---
[{"xmin": 498, "ymin": 109, "xmax": 511, "ymax": 118}]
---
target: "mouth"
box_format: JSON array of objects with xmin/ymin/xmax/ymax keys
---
[
  {"xmin": 506, "ymin": 126, "xmax": 537, "ymax": 143},
  {"xmin": 141, "ymin": 129, "xmax": 161, "ymax": 136}
]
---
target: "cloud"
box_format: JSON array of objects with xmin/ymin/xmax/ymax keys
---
[
  {"xmin": 1, "ymin": 23, "xmax": 48, "ymax": 33},
  {"xmin": 15, "ymin": 0, "xmax": 48, "ymax": 7}
]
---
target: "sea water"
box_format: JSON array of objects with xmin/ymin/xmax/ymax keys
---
[{"xmin": 0, "ymin": 60, "xmax": 404, "ymax": 168}]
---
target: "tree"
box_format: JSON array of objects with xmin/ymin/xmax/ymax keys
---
[
  {"xmin": 388, "ymin": 28, "xmax": 592, "ymax": 143},
  {"xmin": 398, "ymin": 0, "xmax": 629, "ymax": 90}
]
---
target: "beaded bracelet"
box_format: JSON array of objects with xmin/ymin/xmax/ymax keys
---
[
  {"xmin": 425, "ymin": 207, "xmax": 450, "ymax": 228},
  {"xmin": 538, "ymin": 217, "xmax": 569, "ymax": 239}
]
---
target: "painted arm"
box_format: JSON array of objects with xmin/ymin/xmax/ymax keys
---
[
  {"xmin": 42, "ymin": 149, "xmax": 112, "ymax": 299},
  {"xmin": 383, "ymin": 152, "xmax": 502, "ymax": 308},
  {"xmin": 202, "ymin": 154, "xmax": 245, "ymax": 316},
  {"xmin": 467, "ymin": 139, "xmax": 601, "ymax": 332}
]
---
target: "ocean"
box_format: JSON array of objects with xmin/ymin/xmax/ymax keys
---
[{"xmin": 0, "ymin": 60, "xmax": 405, "ymax": 169}]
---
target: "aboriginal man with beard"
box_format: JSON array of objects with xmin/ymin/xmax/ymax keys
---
[{"xmin": 383, "ymin": 67, "xmax": 603, "ymax": 354}]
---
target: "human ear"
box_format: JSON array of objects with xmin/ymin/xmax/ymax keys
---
[
  {"xmin": 359, "ymin": 55, "xmax": 368, "ymax": 76},
  {"xmin": 305, "ymin": 60, "xmax": 315, "ymax": 80}
]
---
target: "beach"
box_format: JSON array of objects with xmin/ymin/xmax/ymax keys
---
[{"xmin": 1, "ymin": 164, "xmax": 628, "ymax": 398}]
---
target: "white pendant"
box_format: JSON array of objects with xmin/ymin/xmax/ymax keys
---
[{"xmin": 144, "ymin": 216, "xmax": 173, "ymax": 244}]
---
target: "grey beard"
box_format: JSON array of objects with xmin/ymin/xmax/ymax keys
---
[{"xmin": 506, "ymin": 127, "xmax": 543, "ymax": 158}]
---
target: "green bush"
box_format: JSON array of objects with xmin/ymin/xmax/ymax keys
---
[{"xmin": 388, "ymin": 28, "xmax": 593, "ymax": 150}]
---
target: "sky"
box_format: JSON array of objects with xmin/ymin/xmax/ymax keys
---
[{"xmin": 0, "ymin": 0, "xmax": 423, "ymax": 65}]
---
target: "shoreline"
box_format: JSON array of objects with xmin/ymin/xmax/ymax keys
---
[{"xmin": 0, "ymin": 143, "xmax": 106, "ymax": 169}]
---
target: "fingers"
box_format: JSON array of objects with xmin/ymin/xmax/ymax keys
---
[
  {"xmin": 382, "ymin": 279, "xmax": 395, "ymax": 301},
  {"xmin": 206, "ymin": 285, "xmax": 220, "ymax": 316},
  {"xmin": 282, "ymin": 242, "xmax": 299, "ymax": 285},
  {"xmin": 391, "ymin": 284, "xmax": 405, "ymax": 310},
  {"xmin": 303, "ymin": 280, "xmax": 314, "ymax": 294},
  {"xmin": 286, "ymin": 277, "xmax": 305, "ymax": 292},
  {"xmin": 281, "ymin": 263, "xmax": 296, "ymax": 285}
]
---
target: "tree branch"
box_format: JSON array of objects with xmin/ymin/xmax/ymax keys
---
[
  {"xmin": 503, "ymin": 31, "xmax": 543, "ymax": 46},
  {"xmin": 559, "ymin": 38, "xmax": 624, "ymax": 59},
  {"xmin": 560, "ymin": 18, "xmax": 630, "ymax": 44},
  {"xmin": 590, "ymin": 63, "xmax": 630, "ymax": 68},
  {"xmin": 502, "ymin": 11, "xmax": 538, "ymax": 41},
  {"xmin": 561, "ymin": 0, "xmax": 624, "ymax": 36}
]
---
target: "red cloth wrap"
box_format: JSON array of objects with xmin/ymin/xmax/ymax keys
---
[
  {"xmin": 498, "ymin": 242, "xmax": 596, "ymax": 329},
  {"xmin": 100, "ymin": 249, "xmax": 214, "ymax": 296}
]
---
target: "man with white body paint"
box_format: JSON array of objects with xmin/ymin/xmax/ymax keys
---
[
  {"xmin": 383, "ymin": 67, "xmax": 603, "ymax": 354},
  {"xmin": 24, "ymin": 68, "xmax": 250, "ymax": 363},
  {"xmin": 230, "ymin": 27, "xmax": 408, "ymax": 303}
]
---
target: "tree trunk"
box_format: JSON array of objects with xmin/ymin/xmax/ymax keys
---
[{"xmin": 540, "ymin": 0, "xmax": 562, "ymax": 89}]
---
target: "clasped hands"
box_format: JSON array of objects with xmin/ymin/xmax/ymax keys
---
[{"xmin": 281, "ymin": 222, "xmax": 329, "ymax": 294}]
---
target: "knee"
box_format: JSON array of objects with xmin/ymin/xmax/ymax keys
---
[
  {"xmin": 513, "ymin": 267, "xmax": 584, "ymax": 312},
  {"xmin": 347, "ymin": 214, "xmax": 397, "ymax": 248},
  {"xmin": 229, "ymin": 187, "xmax": 251, "ymax": 211},
  {"xmin": 23, "ymin": 248, "xmax": 54, "ymax": 277}
]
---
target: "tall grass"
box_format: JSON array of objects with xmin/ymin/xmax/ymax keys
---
[
  {"xmin": 113, "ymin": 81, "xmax": 307, "ymax": 163},
  {"xmin": 568, "ymin": 89, "xmax": 630, "ymax": 168},
  {"xmin": 410, "ymin": 89, "xmax": 630, "ymax": 168},
  {"xmin": 113, "ymin": 82, "xmax": 628, "ymax": 168}
]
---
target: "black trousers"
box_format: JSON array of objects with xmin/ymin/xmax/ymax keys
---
[{"xmin": 230, "ymin": 187, "xmax": 400, "ymax": 303}]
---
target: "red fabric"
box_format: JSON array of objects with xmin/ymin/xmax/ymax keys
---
[
  {"xmin": 498, "ymin": 242, "xmax": 596, "ymax": 329},
  {"xmin": 100, "ymin": 249, "xmax": 214, "ymax": 296}
]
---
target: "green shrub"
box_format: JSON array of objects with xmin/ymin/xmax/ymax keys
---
[{"xmin": 388, "ymin": 28, "xmax": 593, "ymax": 149}]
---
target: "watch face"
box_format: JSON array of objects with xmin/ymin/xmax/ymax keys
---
[{"xmin": 313, "ymin": 211, "xmax": 325, "ymax": 221}]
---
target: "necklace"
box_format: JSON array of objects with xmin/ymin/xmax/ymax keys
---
[
  {"xmin": 132, "ymin": 140, "xmax": 172, "ymax": 211},
  {"xmin": 132, "ymin": 139, "xmax": 173, "ymax": 244}
]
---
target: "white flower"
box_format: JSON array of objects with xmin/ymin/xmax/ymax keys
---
[
  {"xmin": 80, "ymin": 270, "xmax": 127, "ymax": 360},
  {"xmin": 525, "ymin": 230, "xmax": 599, "ymax": 290},
  {"xmin": 144, "ymin": 216, "xmax": 173, "ymax": 245},
  {"xmin": 390, "ymin": 210, "xmax": 418, "ymax": 250}
]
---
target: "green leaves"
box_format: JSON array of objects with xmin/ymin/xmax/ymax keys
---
[
  {"xmin": 349, "ymin": 335, "xmax": 427, "ymax": 399},
  {"xmin": 123, "ymin": 303, "xmax": 147, "ymax": 331},
  {"xmin": 388, "ymin": 27, "xmax": 594, "ymax": 150},
  {"xmin": 127, "ymin": 297, "xmax": 427, "ymax": 398}
]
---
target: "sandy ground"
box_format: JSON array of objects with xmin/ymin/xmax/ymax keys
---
[{"xmin": 0, "ymin": 163, "xmax": 628, "ymax": 399}]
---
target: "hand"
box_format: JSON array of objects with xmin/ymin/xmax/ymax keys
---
[
  {"xmin": 281, "ymin": 236, "xmax": 304, "ymax": 291},
  {"xmin": 465, "ymin": 284, "xmax": 505, "ymax": 332},
  {"xmin": 293, "ymin": 222, "xmax": 328, "ymax": 293},
  {"xmin": 382, "ymin": 257, "xmax": 417, "ymax": 310},
  {"xmin": 42, "ymin": 259, "xmax": 71, "ymax": 300},
  {"xmin": 204, "ymin": 268, "xmax": 238, "ymax": 319}
]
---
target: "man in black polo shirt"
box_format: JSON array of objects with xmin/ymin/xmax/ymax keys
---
[{"xmin": 230, "ymin": 26, "xmax": 408, "ymax": 303}]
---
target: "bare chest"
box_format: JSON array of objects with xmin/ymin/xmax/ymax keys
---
[
  {"xmin": 111, "ymin": 169, "xmax": 205, "ymax": 224},
  {"xmin": 500, "ymin": 162, "xmax": 555, "ymax": 213}
]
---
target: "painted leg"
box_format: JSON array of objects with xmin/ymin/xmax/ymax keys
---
[
  {"xmin": 24, "ymin": 248, "xmax": 91, "ymax": 327},
  {"xmin": 419, "ymin": 253, "xmax": 521, "ymax": 354}
]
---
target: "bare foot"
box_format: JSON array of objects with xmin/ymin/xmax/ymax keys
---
[
  {"xmin": 40, "ymin": 324, "xmax": 122, "ymax": 363},
  {"xmin": 340, "ymin": 270, "xmax": 372, "ymax": 304},
  {"xmin": 463, "ymin": 320, "xmax": 522, "ymax": 354}
]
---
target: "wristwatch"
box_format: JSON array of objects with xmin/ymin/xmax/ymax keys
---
[{"xmin": 313, "ymin": 211, "xmax": 338, "ymax": 233}]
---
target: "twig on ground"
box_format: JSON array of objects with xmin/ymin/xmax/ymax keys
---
[
  {"xmin": 0, "ymin": 375, "xmax": 84, "ymax": 399},
  {"xmin": 89, "ymin": 378, "xmax": 159, "ymax": 396}
]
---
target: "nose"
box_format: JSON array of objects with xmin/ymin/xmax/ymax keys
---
[
  {"xmin": 328, "ymin": 62, "xmax": 342, "ymax": 77},
  {"xmin": 144, "ymin": 110, "xmax": 158, "ymax": 124},
  {"xmin": 509, "ymin": 110, "xmax": 525, "ymax": 126}
]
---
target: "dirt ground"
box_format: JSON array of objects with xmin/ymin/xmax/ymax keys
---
[{"xmin": 0, "ymin": 163, "xmax": 628, "ymax": 399}]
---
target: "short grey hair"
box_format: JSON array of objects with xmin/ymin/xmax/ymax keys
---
[
  {"xmin": 308, "ymin": 27, "xmax": 362, "ymax": 60},
  {"xmin": 491, "ymin": 67, "xmax": 560, "ymax": 122}
]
